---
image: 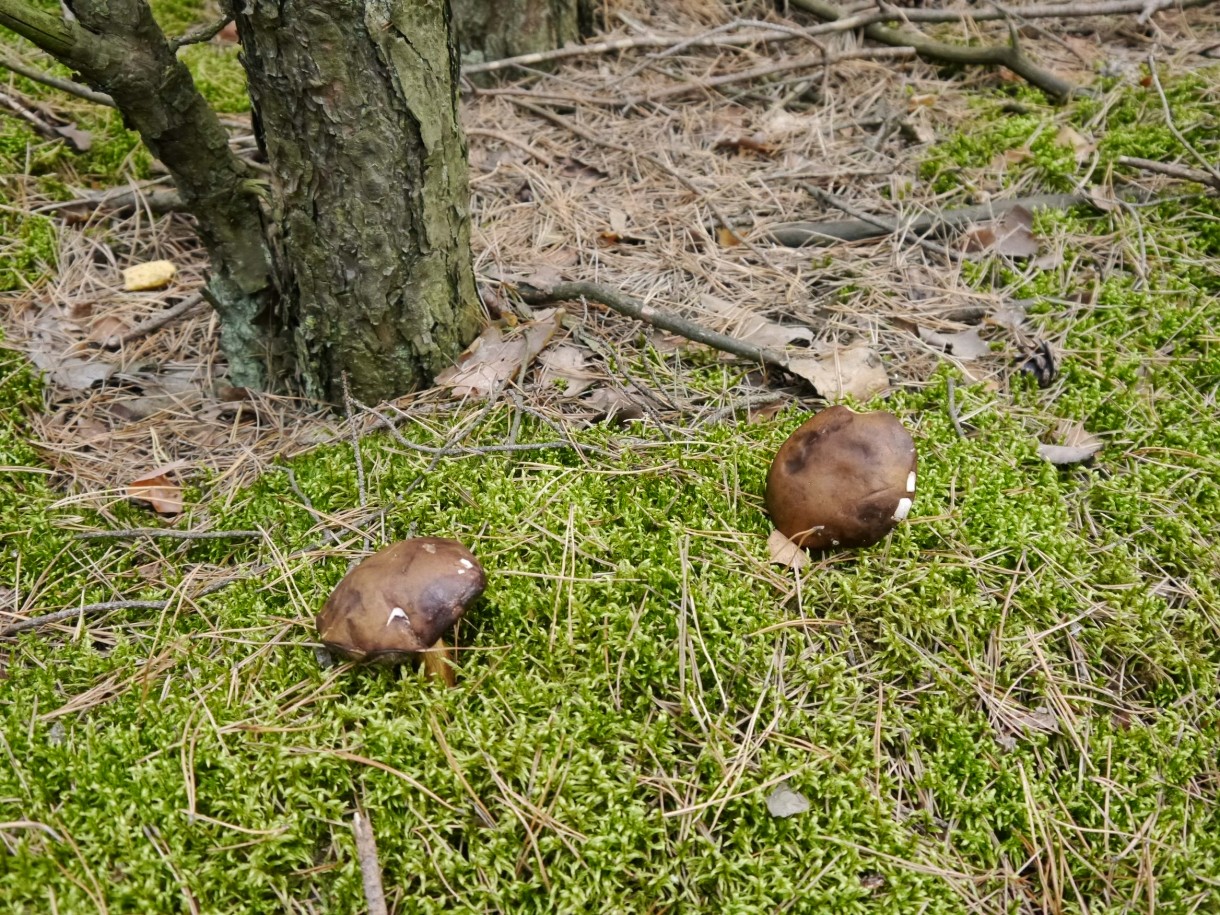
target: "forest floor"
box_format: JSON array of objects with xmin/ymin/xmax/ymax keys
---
[{"xmin": 2, "ymin": 1, "xmax": 1220, "ymax": 912}]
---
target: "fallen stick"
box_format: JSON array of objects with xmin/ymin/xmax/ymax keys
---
[
  {"xmin": 517, "ymin": 280, "xmax": 794, "ymax": 372},
  {"xmin": 351, "ymin": 810, "xmax": 389, "ymax": 915},
  {"xmin": 1117, "ymin": 155, "xmax": 1220, "ymax": 192},
  {"xmin": 766, "ymin": 192, "xmax": 1087, "ymax": 247},
  {"xmin": 790, "ymin": 0, "xmax": 1079, "ymax": 99}
]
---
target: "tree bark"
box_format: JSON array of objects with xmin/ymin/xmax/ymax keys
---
[
  {"xmin": 451, "ymin": 0, "xmax": 593, "ymax": 64},
  {"xmin": 231, "ymin": 0, "xmax": 482, "ymax": 403},
  {"xmin": 0, "ymin": 0, "xmax": 278, "ymax": 390}
]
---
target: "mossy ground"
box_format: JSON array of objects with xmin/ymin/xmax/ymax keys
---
[{"xmin": 2, "ymin": 8, "xmax": 1220, "ymax": 915}]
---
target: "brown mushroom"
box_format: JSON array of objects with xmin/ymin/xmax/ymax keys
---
[
  {"xmin": 765, "ymin": 406, "xmax": 916, "ymax": 550},
  {"xmin": 316, "ymin": 537, "xmax": 486, "ymax": 685}
]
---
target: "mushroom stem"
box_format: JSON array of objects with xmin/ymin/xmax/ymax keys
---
[{"xmin": 420, "ymin": 639, "xmax": 456, "ymax": 687}]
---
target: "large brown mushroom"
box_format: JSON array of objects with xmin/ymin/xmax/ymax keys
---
[
  {"xmin": 316, "ymin": 537, "xmax": 486, "ymax": 685},
  {"xmin": 765, "ymin": 406, "xmax": 916, "ymax": 550}
]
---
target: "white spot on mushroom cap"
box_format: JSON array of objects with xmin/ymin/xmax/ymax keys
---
[
  {"xmin": 423, "ymin": 543, "xmax": 437, "ymax": 554},
  {"xmin": 892, "ymin": 497, "xmax": 913, "ymax": 522},
  {"xmin": 386, "ymin": 607, "xmax": 408, "ymax": 626},
  {"xmin": 906, "ymin": 471, "xmax": 917, "ymax": 494},
  {"xmin": 459, "ymin": 558, "xmax": 473, "ymax": 569}
]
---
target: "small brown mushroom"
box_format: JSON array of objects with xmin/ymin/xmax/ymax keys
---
[
  {"xmin": 765, "ymin": 406, "xmax": 916, "ymax": 550},
  {"xmin": 316, "ymin": 537, "xmax": 486, "ymax": 685}
]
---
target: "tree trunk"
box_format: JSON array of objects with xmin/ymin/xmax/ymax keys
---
[
  {"xmin": 451, "ymin": 0, "xmax": 593, "ymax": 64},
  {"xmin": 230, "ymin": 0, "xmax": 481, "ymax": 404}
]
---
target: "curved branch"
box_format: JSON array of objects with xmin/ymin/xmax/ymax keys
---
[{"xmin": 790, "ymin": 0, "xmax": 1079, "ymax": 99}]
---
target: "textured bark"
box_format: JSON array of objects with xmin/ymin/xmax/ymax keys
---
[
  {"xmin": 0, "ymin": 0, "xmax": 277, "ymax": 389},
  {"xmin": 451, "ymin": 0, "xmax": 593, "ymax": 63},
  {"xmin": 231, "ymin": 0, "xmax": 481, "ymax": 403}
]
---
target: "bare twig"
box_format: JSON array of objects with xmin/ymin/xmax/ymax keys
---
[
  {"xmin": 790, "ymin": 0, "xmax": 1079, "ymax": 99},
  {"xmin": 809, "ymin": 187, "xmax": 959, "ymax": 259},
  {"xmin": 767, "ymin": 192, "xmax": 1087, "ymax": 246},
  {"xmin": 1, "ymin": 600, "xmax": 170, "ymax": 636},
  {"xmin": 169, "ymin": 14, "xmax": 232, "ymax": 51},
  {"xmin": 1116, "ymin": 155, "xmax": 1220, "ymax": 192},
  {"xmin": 0, "ymin": 49, "xmax": 115, "ymax": 107},
  {"xmin": 466, "ymin": 127, "xmax": 555, "ymax": 165},
  {"xmin": 36, "ymin": 182, "xmax": 183, "ymax": 216},
  {"xmin": 108, "ymin": 293, "xmax": 207, "ymax": 347},
  {"xmin": 340, "ymin": 372, "xmax": 368, "ymax": 512},
  {"xmin": 0, "ymin": 89, "xmax": 90, "ymax": 150},
  {"xmin": 517, "ymin": 280, "xmax": 797, "ymax": 374},
  {"xmin": 74, "ymin": 526, "xmax": 261, "ymax": 541},
  {"xmin": 351, "ymin": 809, "xmax": 389, "ymax": 915},
  {"xmin": 947, "ymin": 377, "xmax": 967, "ymax": 439},
  {"xmin": 883, "ymin": 0, "xmax": 1215, "ymax": 22}
]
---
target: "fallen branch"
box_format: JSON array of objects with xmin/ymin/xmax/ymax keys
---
[
  {"xmin": 74, "ymin": 525, "xmax": 261, "ymax": 541},
  {"xmin": 36, "ymin": 182, "xmax": 184, "ymax": 216},
  {"xmin": 0, "ymin": 88, "xmax": 90, "ymax": 150},
  {"xmin": 351, "ymin": 810, "xmax": 389, "ymax": 915},
  {"xmin": 878, "ymin": 0, "xmax": 1215, "ymax": 23},
  {"xmin": 808, "ymin": 187, "xmax": 960, "ymax": 259},
  {"xmin": 1116, "ymin": 155, "xmax": 1220, "ymax": 192},
  {"xmin": 517, "ymin": 280, "xmax": 796, "ymax": 374},
  {"xmin": 766, "ymin": 192, "xmax": 1087, "ymax": 247},
  {"xmin": 790, "ymin": 0, "xmax": 1079, "ymax": 99},
  {"xmin": 108, "ymin": 293, "xmax": 207, "ymax": 347}
]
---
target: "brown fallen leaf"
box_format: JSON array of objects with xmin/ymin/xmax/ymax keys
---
[
  {"xmin": 917, "ymin": 326, "xmax": 992, "ymax": 361},
  {"xmin": 537, "ymin": 344, "xmax": 595, "ymax": 397},
  {"xmin": 699, "ymin": 294, "xmax": 813, "ymax": 349},
  {"xmin": 435, "ymin": 311, "xmax": 562, "ymax": 398},
  {"xmin": 961, "ymin": 205, "xmax": 1040, "ymax": 258},
  {"xmin": 1055, "ymin": 125, "xmax": 1095, "ymax": 164},
  {"xmin": 787, "ymin": 344, "xmax": 889, "ymax": 400},
  {"xmin": 127, "ymin": 468, "xmax": 184, "ymax": 516},
  {"xmin": 767, "ymin": 529, "xmax": 809, "ymax": 570},
  {"xmin": 582, "ymin": 386, "xmax": 645, "ymax": 423}
]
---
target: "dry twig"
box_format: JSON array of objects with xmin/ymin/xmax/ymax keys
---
[
  {"xmin": 790, "ymin": 0, "xmax": 1079, "ymax": 99},
  {"xmin": 767, "ymin": 193, "xmax": 1087, "ymax": 246},
  {"xmin": 351, "ymin": 809, "xmax": 389, "ymax": 915}
]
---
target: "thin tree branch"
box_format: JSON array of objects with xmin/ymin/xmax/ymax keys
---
[
  {"xmin": 766, "ymin": 192, "xmax": 1087, "ymax": 247},
  {"xmin": 351, "ymin": 810, "xmax": 389, "ymax": 915},
  {"xmin": 169, "ymin": 13, "xmax": 232, "ymax": 51},
  {"xmin": 107, "ymin": 292, "xmax": 207, "ymax": 346},
  {"xmin": 1116, "ymin": 155, "xmax": 1220, "ymax": 192},
  {"xmin": 73, "ymin": 525, "xmax": 261, "ymax": 541},
  {"xmin": 517, "ymin": 280, "xmax": 795, "ymax": 373},
  {"xmin": 790, "ymin": 0, "xmax": 1079, "ymax": 99},
  {"xmin": 879, "ymin": 0, "xmax": 1215, "ymax": 23},
  {"xmin": 0, "ymin": 49, "xmax": 114, "ymax": 106}
]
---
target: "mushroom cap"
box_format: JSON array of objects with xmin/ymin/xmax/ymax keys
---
[
  {"xmin": 316, "ymin": 537, "xmax": 486, "ymax": 663},
  {"xmin": 765, "ymin": 406, "xmax": 916, "ymax": 550}
]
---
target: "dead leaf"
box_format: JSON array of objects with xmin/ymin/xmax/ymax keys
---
[
  {"xmin": 598, "ymin": 231, "xmax": 646, "ymax": 247},
  {"xmin": 435, "ymin": 311, "xmax": 562, "ymax": 398},
  {"xmin": 716, "ymin": 226, "xmax": 744, "ymax": 247},
  {"xmin": 787, "ymin": 344, "xmax": 889, "ymax": 400},
  {"xmin": 537, "ymin": 344, "xmax": 595, "ymax": 397},
  {"xmin": 986, "ymin": 302, "xmax": 1028, "ymax": 334},
  {"xmin": 765, "ymin": 784, "xmax": 810, "ymax": 818},
  {"xmin": 917, "ymin": 326, "xmax": 992, "ymax": 360},
  {"xmin": 748, "ymin": 398, "xmax": 787, "ymax": 423},
  {"xmin": 582, "ymin": 386, "xmax": 644, "ymax": 423},
  {"xmin": 1055, "ymin": 125, "xmax": 1095, "ymax": 163},
  {"xmin": 122, "ymin": 260, "xmax": 177, "ymax": 291},
  {"xmin": 1039, "ymin": 421, "xmax": 1102, "ymax": 465},
  {"xmin": 556, "ymin": 156, "xmax": 608, "ymax": 180},
  {"xmin": 962, "ymin": 205, "xmax": 1039, "ymax": 258},
  {"xmin": 990, "ymin": 146, "xmax": 1032, "ymax": 170},
  {"xmin": 89, "ymin": 315, "xmax": 130, "ymax": 345},
  {"xmin": 53, "ymin": 123, "xmax": 92, "ymax": 152},
  {"xmin": 699, "ymin": 294, "xmax": 813, "ymax": 349},
  {"xmin": 127, "ymin": 469, "xmax": 183, "ymax": 516},
  {"xmin": 767, "ymin": 529, "xmax": 809, "ymax": 570},
  {"xmin": 714, "ymin": 135, "xmax": 777, "ymax": 157}
]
